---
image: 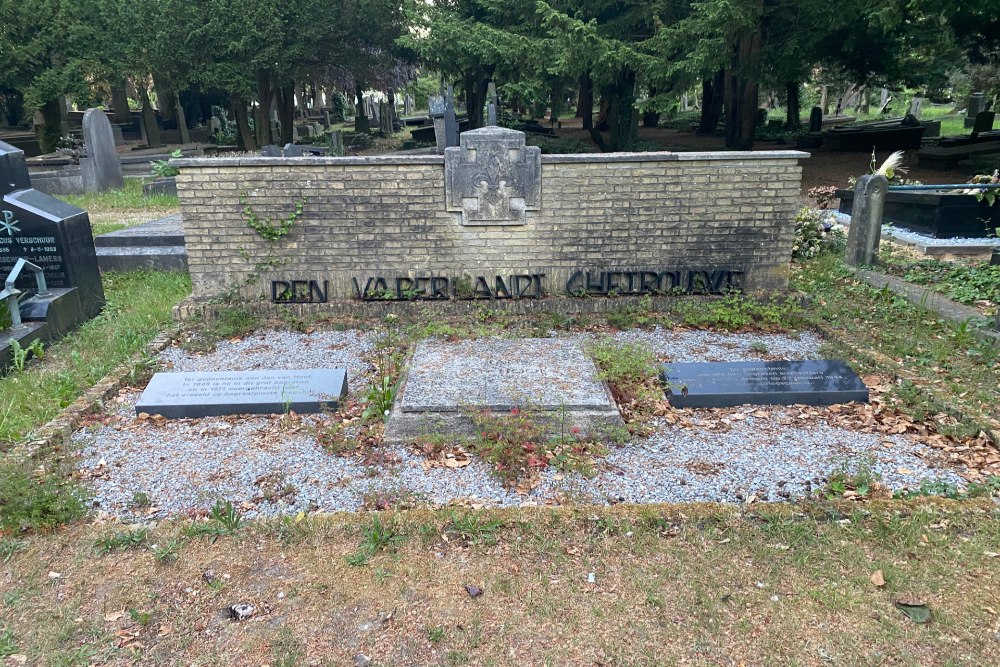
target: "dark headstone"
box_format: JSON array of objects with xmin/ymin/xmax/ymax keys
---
[
  {"xmin": 964, "ymin": 92, "xmax": 988, "ymax": 127},
  {"xmin": 991, "ymin": 249, "xmax": 999, "ymax": 266},
  {"xmin": 662, "ymin": 360, "xmax": 869, "ymax": 408},
  {"xmin": 900, "ymin": 113, "xmax": 920, "ymax": 127},
  {"xmin": 971, "ymin": 111, "xmax": 995, "ymax": 136},
  {"xmin": 260, "ymin": 144, "xmax": 281, "ymax": 157},
  {"xmin": 135, "ymin": 369, "xmax": 348, "ymax": 419},
  {"xmin": 0, "ymin": 141, "xmax": 104, "ymax": 318},
  {"xmin": 283, "ymin": 143, "xmax": 304, "ymax": 157}
]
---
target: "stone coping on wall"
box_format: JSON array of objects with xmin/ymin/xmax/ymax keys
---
[{"xmin": 170, "ymin": 149, "xmax": 810, "ymax": 169}]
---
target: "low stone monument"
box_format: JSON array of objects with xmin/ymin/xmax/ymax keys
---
[
  {"xmin": 662, "ymin": 360, "xmax": 869, "ymax": 408},
  {"xmin": 135, "ymin": 369, "xmax": 348, "ymax": 418},
  {"xmin": 384, "ymin": 339, "xmax": 623, "ymax": 443},
  {"xmin": 965, "ymin": 93, "xmax": 989, "ymax": 128},
  {"xmin": 81, "ymin": 108, "xmax": 124, "ymax": 193}
]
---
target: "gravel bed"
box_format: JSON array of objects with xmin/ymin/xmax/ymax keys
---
[
  {"xmin": 834, "ymin": 211, "xmax": 1000, "ymax": 248},
  {"xmin": 399, "ymin": 338, "xmax": 609, "ymax": 409},
  {"xmin": 605, "ymin": 327, "xmax": 824, "ymax": 362},
  {"xmin": 72, "ymin": 328, "xmax": 969, "ymax": 518},
  {"xmin": 159, "ymin": 329, "xmax": 376, "ymax": 393},
  {"xmin": 537, "ymin": 412, "xmax": 965, "ymax": 504}
]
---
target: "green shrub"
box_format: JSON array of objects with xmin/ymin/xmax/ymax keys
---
[
  {"xmin": 0, "ymin": 461, "xmax": 86, "ymax": 533},
  {"xmin": 793, "ymin": 208, "xmax": 845, "ymax": 260}
]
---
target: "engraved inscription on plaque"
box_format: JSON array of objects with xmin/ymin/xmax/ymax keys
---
[
  {"xmin": 136, "ymin": 369, "xmax": 348, "ymax": 419},
  {"xmin": 444, "ymin": 126, "xmax": 541, "ymax": 226},
  {"xmin": 662, "ymin": 360, "xmax": 869, "ymax": 408}
]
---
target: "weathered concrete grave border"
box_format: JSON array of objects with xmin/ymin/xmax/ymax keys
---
[{"xmin": 384, "ymin": 339, "xmax": 624, "ymax": 443}]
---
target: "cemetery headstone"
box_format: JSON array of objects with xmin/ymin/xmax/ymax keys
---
[
  {"xmin": 260, "ymin": 144, "xmax": 281, "ymax": 157},
  {"xmin": 322, "ymin": 110, "xmax": 331, "ymax": 130},
  {"xmin": 0, "ymin": 140, "xmax": 104, "ymax": 319},
  {"xmin": 965, "ymin": 92, "xmax": 988, "ymax": 128},
  {"xmin": 971, "ymin": 111, "xmax": 996, "ymax": 136},
  {"xmin": 80, "ymin": 109, "xmax": 124, "ymax": 193},
  {"xmin": 135, "ymin": 369, "xmax": 348, "ymax": 418},
  {"xmin": 174, "ymin": 97, "xmax": 191, "ymax": 144},
  {"xmin": 662, "ymin": 360, "xmax": 869, "ymax": 408},
  {"xmin": 283, "ymin": 143, "xmax": 304, "ymax": 157},
  {"xmin": 111, "ymin": 124, "xmax": 124, "ymax": 146},
  {"xmin": 328, "ymin": 130, "xmax": 344, "ymax": 156},
  {"xmin": 379, "ymin": 101, "xmax": 392, "ymax": 135},
  {"xmin": 808, "ymin": 106, "xmax": 823, "ymax": 133},
  {"xmin": 907, "ymin": 96, "xmax": 924, "ymax": 118},
  {"xmin": 429, "ymin": 94, "xmax": 447, "ymax": 153},
  {"xmin": 845, "ymin": 174, "xmax": 888, "ymax": 266},
  {"xmin": 443, "ymin": 87, "xmax": 460, "ymax": 149}
]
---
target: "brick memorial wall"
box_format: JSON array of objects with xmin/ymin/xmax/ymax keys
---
[{"xmin": 172, "ymin": 128, "xmax": 806, "ymax": 305}]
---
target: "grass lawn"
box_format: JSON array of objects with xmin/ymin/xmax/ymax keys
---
[
  {"xmin": 0, "ymin": 502, "xmax": 997, "ymax": 665},
  {"xmin": 57, "ymin": 179, "xmax": 179, "ymax": 237},
  {"xmin": 792, "ymin": 252, "xmax": 1000, "ymax": 430},
  {"xmin": 0, "ymin": 270, "xmax": 190, "ymax": 444}
]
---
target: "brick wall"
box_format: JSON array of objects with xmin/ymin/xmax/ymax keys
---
[{"xmin": 172, "ymin": 150, "xmax": 806, "ymax": 302}]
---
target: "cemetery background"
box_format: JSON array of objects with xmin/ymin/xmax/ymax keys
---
[{"xmin": 1, "ymin": 1, "xmax": 1000, "ymax": 664}]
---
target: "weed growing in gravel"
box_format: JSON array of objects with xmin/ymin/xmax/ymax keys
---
[
  {"xmin": 128, "ymin": 607, "xmax": 153, "ymax": 627},
  {"xmin": 426, "ymin": 625, "xmax": 446, "ymax": 643},
  {"xmin": 95, "ymin": 528, "xmax": 150, "ymax": 554},
  {"xmin": 894, "ymin": 476, "xmax": 1000, "ymax": 500},
  {"xmin": 182, "ymin": 307, "xmax": 261, "ymax": 352},
  {"xmin": 129, "ymin": 492, "xmax": 152, "ymax": 511},
  {"xmin": 0, "ymin": 461, "xmax": 86, "ymax": 533},
  {"xmin": 588, "ymin": 338, "xmax": 662, "ymax": 430},
  {"xmin": 361, "ymin": 487, "xmax": 427, "ymax": 511},
  {"xmin": 346, "ymin": 514, "xmax": 405, "ymax": 566},
  {"xmin": 606, "ymin": 297, "xmax": 656, "ymax": 329},
  {"xmin": 362, "ymin": 315, "xmax": 404, "ymax": 422},
  {"xmin": 0, "ymin": 539, "xmax": 25, "ymax": 564},
  {"xmin": 468, "ymin": 407, "xmax": 607, "ymax": 487},
  {"xmin": 825, "ymin": 459, "xmax": 889, "ymax": 500},
  {"xmin": 671, "ymin": 294, "xmax": 801, "ymax": 331},
  {"xmin": 149, "ymin": 538, "xmax": 183, "ymax": 564},
  {"xmin": 184, "ymin": 500, "xmax": 244, "ymax": 540}
]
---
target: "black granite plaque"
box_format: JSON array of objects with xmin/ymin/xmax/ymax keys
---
[
  {"xmin": 662, "ymin": 360, "xmax": 869, "ymax": 408},
  {"xmin": 1, "ymin": 141, "xmax": 104, "ymax": 317},
  {"xmin": 135, "ymin": 369, "xmax": 348, "ymax": 418}
]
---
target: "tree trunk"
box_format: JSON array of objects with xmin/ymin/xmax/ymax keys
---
[
  {"xmin": 36, "ymin": 99, "xmax": 63, "ymax": 153},
  {"xmin": 255, "ymin": 70, "xmax": 273, "ymax": 146},
  {"xmin": 723, "ymin": 25, "xmax": 762, "ymax": 150},
  {"xmin": 278, "ymin": 84, "xmax": 295, "ymax": 144},
  {"xmin": 698, "ymin": 70, "xmax": 724, "ymax": 134},
  {"xmin": 232, "ymin": 95, "xmax": 255, "ymax": 151},
  {"xmin": 464, "ymin": 69, "xmax": 486, "ymax": 129},
  {"xmin": 785, "ymin": 81, "xmax": 801, "ymax": 129},
  {"xmin": 579, "ymin": 72, "xmax": 593, "ymax": 130},
  {"xmin": 111, "ymin": 84, "xmax": 131, "ymax": 124},
  {"xmin": 642, "ymin": 88, "xmax": 660, "ymax": 128},
  {"xmin": 354, "ymin": 82, "xmax": 370, "ymax": 133},
  {"xmin": 138, "ymin": 85, "xmax": 162, "ymax": 147},
  {"xmin": 155, "ymin": 75, "xmax": 176, "ymax": 126},
  {"xmin": 387, "ymin": 89, "xmax": 397, "ymax": 131},
  {"xmin": 595, "ymin": 93, "xmax": 610, "ymax": 131},
  {"xmin": 590, "ymin": 71, "xmax": 637, "ymax": 152}
]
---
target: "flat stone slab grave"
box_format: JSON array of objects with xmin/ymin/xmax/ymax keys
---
[
  {"xmin": 662, "ymin": 360, "xmax": 869, "ymax": 409},
  {"xmin": 135, "ymin": 369, "xmax": 347, "ymax": 419},
  {"xmin": 385, "ymin": 338, "xmax": 624, "ymax": 442}
]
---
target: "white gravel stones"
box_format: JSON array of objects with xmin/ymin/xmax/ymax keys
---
[
  {"xmin": 72, "ymin": 327, "xmax": 970, "ymax": 519},
  {"xmin": 159, "ymin": 330, "xmax": 375, "ymax": 392},
  {"xmin": 607, "ymin": 327, "xmax": 823, "ymax": 363}
]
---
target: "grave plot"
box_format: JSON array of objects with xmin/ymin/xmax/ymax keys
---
[
  {"xmin": 68, "ymin": 326, "xmax": 977, "ymax": 519},
  {"xmin": 384, "ymin": 338, "xmax": 625, "ymax": 443}
]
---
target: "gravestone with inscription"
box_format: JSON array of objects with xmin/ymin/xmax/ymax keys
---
[
  {"xmin": 662, "ymin": 360, "xmax": 869, "ymax": 408},
  {"xmin": 0, "ymin": 140, "xmax": 104, "ymax": 318},
  {"xmin": 136, "ymin": 369, "xmax": 348, "ymax": 418}
]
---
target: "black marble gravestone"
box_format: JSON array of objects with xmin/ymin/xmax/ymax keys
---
[
  {"xmin": 0, "ymin": 140, "xmax": 104, "ymax": 318},
  {"xmin": 136, "ymin": 369, "xmax": 348, "ymax": 418},
  {"xmin": 662, "ymin": 360, "xmax": 869, "ymax": 408}
]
